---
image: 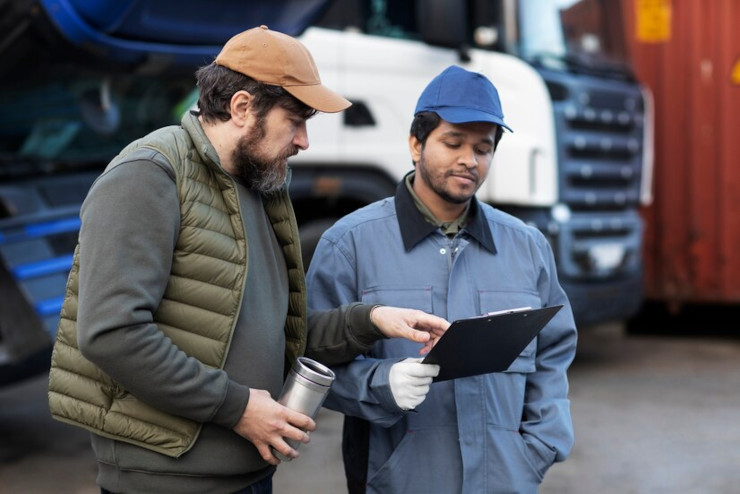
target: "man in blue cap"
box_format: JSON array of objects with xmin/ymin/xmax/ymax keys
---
[{"xmin": 305, "ymin": 65, "xmax": 577, "ymax": 493}]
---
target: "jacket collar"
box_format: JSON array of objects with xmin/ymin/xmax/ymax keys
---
[
  {"xmin": 395, "ymin": 172, "xmax": 497, "ymax": 254},
  {"xmin": 183, "ymin": 111, "xmax": 222, "ymax": 169}
]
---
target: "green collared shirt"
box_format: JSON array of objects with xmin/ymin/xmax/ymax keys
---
[{"xmin": 405, "ymin": 172, "xmax": 469, "ymax": 237}]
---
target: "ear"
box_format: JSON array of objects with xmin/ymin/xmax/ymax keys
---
[
  {"xmin": 230, "ymin": 90, "xmax": 252, "ymax": 126},
  {"xmin": 408, "ymin": 134, "xmax": 422, "ymax": 165}
]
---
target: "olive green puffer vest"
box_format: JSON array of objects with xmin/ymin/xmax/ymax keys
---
[{"xmin": 47, "ymin": 119, "xmax": 307, "ymax": 457}]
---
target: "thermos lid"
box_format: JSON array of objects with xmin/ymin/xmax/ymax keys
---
[{"xmin": 293, "ymin": 356, "xmax": 336, "ymax": 387}]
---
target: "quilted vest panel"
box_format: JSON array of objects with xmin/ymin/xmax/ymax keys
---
[{"xmin": 47, "ymin": 122, "xmax": 307, "ymax": 457}]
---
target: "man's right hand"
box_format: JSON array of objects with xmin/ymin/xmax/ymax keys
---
[
  {"xmin": 370, "ymin": 306, "xmax": 449, "ymax": 355},
  {"xmin": 232, "ymin": 388, "xmax": 316, "ymax": 464}
]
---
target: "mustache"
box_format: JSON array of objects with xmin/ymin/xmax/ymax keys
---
[
  {"xmin": 283, "ymin": 146, "xmax": 299, "ymax": 160},
  {"xmin": 448, "ymin": 170, "xmax": 479, "ymax": 182}
]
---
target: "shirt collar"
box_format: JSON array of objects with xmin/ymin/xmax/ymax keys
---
[
  {"xmin": 405, "ymin": 173, "xmax": 469, "ymax": 236},
  {"xmin": 395, "ymin": 171, "xmax": 497, "ymax": 254}
]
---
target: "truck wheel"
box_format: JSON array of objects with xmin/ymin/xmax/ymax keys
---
[{"xmin": 299, "ymin": 218, "xmax": 338, "ymax": 270}]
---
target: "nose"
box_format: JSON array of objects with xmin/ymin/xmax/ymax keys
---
[
  {"xmin": 460, "ymin": 146, "xmax": 478, "ymax": 169},
  {"xmin": 294, "ymin": 121, "xmax": 309, "ymax": 151}
]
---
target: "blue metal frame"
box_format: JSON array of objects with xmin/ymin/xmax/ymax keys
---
[{"xmin": 38, "ymin": 0, "xmax": 332, "ymax": 67}]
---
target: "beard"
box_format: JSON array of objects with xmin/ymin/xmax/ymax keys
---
[
  {"xmin": 231, "ymin": 118, "xmax": 297, "ymax": 195},
  {"xmin": 416, "ymin": 153, "xmax": 480, "ymax": 205}
]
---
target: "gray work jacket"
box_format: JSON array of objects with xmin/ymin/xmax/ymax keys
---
[{"xmin": 306, "ymin": 181, "xmax": 578, "ymax": 494}]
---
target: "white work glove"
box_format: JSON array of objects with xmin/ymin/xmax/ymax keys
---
[{"xmin": 389, "ymin": 357, "xmax": 440, "ymax": 410}]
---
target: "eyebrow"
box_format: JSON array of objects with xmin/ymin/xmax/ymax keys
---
[{"xmin": 439, "ymin": 130, "xmax": 494, "ymax": 146}]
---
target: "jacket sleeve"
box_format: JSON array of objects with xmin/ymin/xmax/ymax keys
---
[
  {"xmin": 306, "ymin": 233, "xmax": 406, "ymax": 426},
  {"xmin": 305, "ymin": 303, "xmax": 384, "ymax": 366},
  {"xmin": 520, "ymin": 234, "xmax": 578, "ymax": 467},
  {"xmin": 76, "ymin": 156, "xmax": 248, "ymax": 429}
]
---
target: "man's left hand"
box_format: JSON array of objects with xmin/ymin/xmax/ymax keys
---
[{"xmin": 370, "ymin": 306, "xmax": 449, "ymax": 355}]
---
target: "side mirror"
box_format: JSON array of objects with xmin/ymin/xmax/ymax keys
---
[{"xmin": 416, "ymin": 0, "xmax": 468, "ymax": 50}]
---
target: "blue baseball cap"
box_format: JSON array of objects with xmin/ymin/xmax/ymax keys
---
[{"xmin": 414, "ymin": 65, "xmax": 512, "ymax": 132}]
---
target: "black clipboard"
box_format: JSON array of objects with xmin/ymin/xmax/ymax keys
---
[{"xmin": 422, "ymin": 305, "xmax": 563, "ymax": 382}]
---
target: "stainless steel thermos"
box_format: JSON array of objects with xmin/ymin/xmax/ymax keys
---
[{"xmin": 272, "ymin": 356, "xmax": 336, "ymax": 461}]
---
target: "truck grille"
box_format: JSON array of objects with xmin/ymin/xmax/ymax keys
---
[
  {"xmin": 541, "ymin": 71, "xmax": 647, "ymax": 283},
  {"xmin": 546, "ymin": 74, "xmax": 646, "ymax": 212}
]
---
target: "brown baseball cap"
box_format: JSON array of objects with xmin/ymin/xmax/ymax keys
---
[{"xmin": 215, "ymin": 25, "xmax": 351, "ymax": 113}]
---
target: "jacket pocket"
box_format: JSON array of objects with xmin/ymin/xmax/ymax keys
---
[
  {"xmin": 361, "ymin": 285, "xmax": 433, "ymax": 313},
  {"xmin": 361, "ymin": 286, "xmax": 435, "ymax": 359},
  {"xmin": 479, "ymin": 289, "xmax": 541, "ymax": 374},
  {"xmin": 367, "ymin": 425, "xmax": 461, "ymax": 494}
]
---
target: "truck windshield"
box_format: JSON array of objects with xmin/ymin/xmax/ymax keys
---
[
  {"xmin": 0, "ymin": 0, "xmax": 334, "ymax": 176},
  {"xmin": 517, "ymin": 0, "xmax": 631, "ymax": 76},
  {"xmin": 0, "ymin": 74, "xmax": 196, "ymax": 176}
]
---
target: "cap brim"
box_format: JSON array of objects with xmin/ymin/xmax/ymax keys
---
[
  {"xmin": 285, "ymin": 84, "xmax": 351, "ymax": 113},
  {"xmin": 435, "ymin": 107, "xmax": 513, "ymax": 132}
]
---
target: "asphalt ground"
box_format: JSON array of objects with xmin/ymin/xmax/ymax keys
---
[{"xmin": 2, "ymin": 317, "xmax": 740, "ymax": 494}]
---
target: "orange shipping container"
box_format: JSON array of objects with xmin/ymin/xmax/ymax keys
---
[{"xmin": 624, "ymin": 0, "xmax": 740, "ymax": 311}]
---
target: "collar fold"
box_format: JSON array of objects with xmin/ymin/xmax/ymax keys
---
[{"xmin": 394, "ymin": 172, "xmax": 496, "ymax": 254}]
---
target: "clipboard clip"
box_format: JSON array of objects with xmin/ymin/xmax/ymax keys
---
[{"xmin": 485, "ymin": 306, "xmax": 532, "ymax": 317}]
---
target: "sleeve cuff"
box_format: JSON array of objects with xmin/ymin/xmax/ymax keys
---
[
  {"xmin": 211, "ymin": 380, "xmax": 250, "ymax": 429},
  {"xmin": 347, "ymin": 303, "xmax": 385, "ymax": 348}
]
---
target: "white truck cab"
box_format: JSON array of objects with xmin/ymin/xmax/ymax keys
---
[{"xmin": 288, "ymin": 0, "xmax": 652, "ymax": 327}]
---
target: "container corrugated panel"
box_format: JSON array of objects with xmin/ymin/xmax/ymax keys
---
[{"xmin": 625, "ymin": 0, "xmax": 740, "ymax": 307}]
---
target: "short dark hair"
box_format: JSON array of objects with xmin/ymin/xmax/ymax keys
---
[
  {"xmin": 194, "ymin": 62, "xmax": 317, "ymax": 123},
  {"xmin": 410, "ymin": 111, "xmax": 504, "ymax": 149}
]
